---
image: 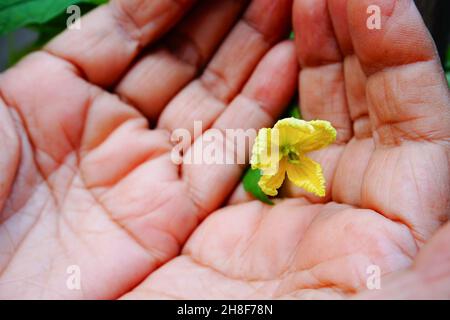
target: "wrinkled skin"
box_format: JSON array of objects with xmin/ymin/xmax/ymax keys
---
[{"xmin": 0, "ymin": 0, "xmax": 449, "ymax": 299}]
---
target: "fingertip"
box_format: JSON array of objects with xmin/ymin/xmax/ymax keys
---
[
  {"xmin": 245, "ymin": 0, "xmax": 293, "ymax": 43},
  {"xmin": 242, "ymin": 40, "xmax": 299, "ymax": 119},
  {"xmin": 347, "ymin": 0, "xmax": 437, "ymax": 75},
  {"xmin": 268, "ymin": 40, "xmax": 298, "ymax": 66},
  {"xmin": 327, "ymin": 0, "xmax": 353, "ymax": 55},
  {"xmin": 293, "ymin": 0, "xmax": 342, "ymax": 67}
]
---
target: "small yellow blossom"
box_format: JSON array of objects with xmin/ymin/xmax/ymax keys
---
[{"xmin": 251, "ymin": 118, "xmax": 336, "ymax": 197}]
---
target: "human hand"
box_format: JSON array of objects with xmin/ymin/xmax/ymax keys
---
[
  {"xmin": 0, "ymin": 0, "xmax": 295, "ymax": 299},
  {"xmin": 0, "ymin": 0, "xmax": 449, "ymax": 300},
  {"xmin": 124, "ymin": 0, "xmax": 450, "ymax": 299}
]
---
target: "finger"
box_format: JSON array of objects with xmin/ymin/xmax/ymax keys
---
[
  {"xmin": 293, "ymin": 0, "xmax": 353, "ymax": 143},
  {"xmin": 343, "ymin": 55, "xmax": 370, "ymax": 139},
  {"xmin": 182, "ymin": 41, "xmax": 298, "ymax": 215},
  {"xmin": 287, "ymin": 0, "xmax": 354, "ymax": 203},
  {"xmin": 294, "ymin": 0, "xmax": 341, "ymax": 66},
  {"xmin": 344, "ymin": 0, "xmax": 450, "ymax": 243},
  {"xmin": 327, "ymin": 0, "xmax": 372, "ymax": 140},
  {"xmin": 158, "ymin": 0, "xmax": 293, "ymax": 138},
  {"xmin": 348, "ymin": 0, "xmax": 450, "ymax": 144},
  {"xmin": 45, "ymin": 0, "xmax": 197, "ymax": 87},
  {"xmin": 0, "ymin": 99, "xmax": 20, "ymax": 216},
  {"xmin": 116, "ymin": 0, "xmax": 249, "ymax": 123},
  {"xmin": 327, "ymin": 0, "xmax": 353, "ymax": 55}
]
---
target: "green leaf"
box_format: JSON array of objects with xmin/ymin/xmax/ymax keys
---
[
  {"xmin": 6, "ymin": 1, "xmax": 107, "ymax": 67},
  {"xmin": 243, "ymin": 168, "xmax": 274, "ymax": 205},
  {"xmin": 445, "ymin": 45, "xmax": 450, "ymax": 71},
  {"xmin": 0, "ymin": 0, "xmax": 107, "ymax": 36},
  {"xmin": 288, "ymin": 103, "xmax": 301, "ymax": 119}
]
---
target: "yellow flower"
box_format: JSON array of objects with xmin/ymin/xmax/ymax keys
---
[{"xmin": 251, "ymin": 118, "xmax": 336, "ymax": 197}]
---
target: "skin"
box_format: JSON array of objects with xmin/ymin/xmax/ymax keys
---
[{"xmin": 0, "ymin": 0, "xmax": 449, "ymax": 299}]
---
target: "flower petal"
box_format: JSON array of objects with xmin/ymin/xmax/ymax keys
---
[
  {"xmin": 258, "ymin": 158, "xmax": 287, "ymax": 197},
  {"xmin": 286, "ymin": 155, "xmax": 326, "ymax": 197},
  {"xmin": 251, "ymin": 128, "xmax": 280, "ymax": 171},
  {"xmin": 295, "ymin": 120, "xmax": 337, "ymax": 153},
  {"xmin": 274, "ymin": 118, "xmax": 314, "ymax": 147}
]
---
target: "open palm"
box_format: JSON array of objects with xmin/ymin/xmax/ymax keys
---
[{"xmin": 1, "ymin": 0, "xmax": 449, "ymax": 299}]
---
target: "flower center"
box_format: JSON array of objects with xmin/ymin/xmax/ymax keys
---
[
  {"xmin": 288, "ymin": 151, "xmax": 300, "ymax": 163},
  {"xmin": 281, "ymin": 145, "xmax": 301, "ymax": 164}
]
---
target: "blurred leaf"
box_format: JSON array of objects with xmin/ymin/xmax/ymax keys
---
[
  {"xmin": 0, "ymin": 0, "xmax": 107, "ymax": 36},
  {"xmin": 6, "ymin": 1, "xmax": 107, "ymax": 67},
  {"xmin": 7, "ymin": 33, "xmax": 40, "ymax": 67},
  {"xmin": 243, "ymin": 168, "xmax": 274, "ymax": 205},
  {"xmin": 287, "ymin": 103, "xmax": 301, "ymax": 119}
]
